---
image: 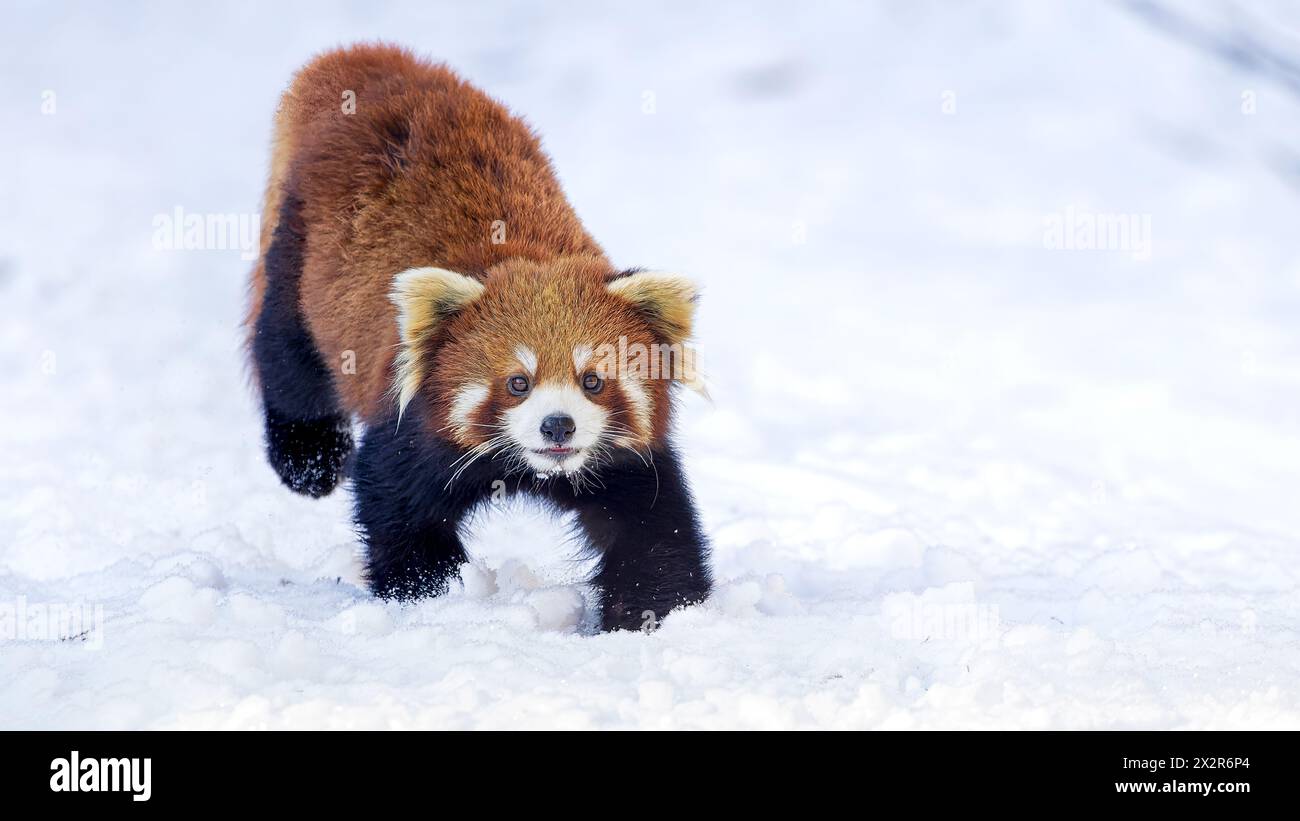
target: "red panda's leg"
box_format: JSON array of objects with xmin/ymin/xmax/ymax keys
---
[
  {"xmin": 566, "ymin": 445, "xmax": 713, "ymax": 632},
  {"xmin": 353, "ymin": 415, "xmax": 478, "ymax": 600},
  {"xmin": 251, "ymin": 192, "xmax": 354, "ymax": 497}
]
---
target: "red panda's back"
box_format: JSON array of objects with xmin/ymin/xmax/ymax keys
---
[{"xmin": 250, "ymin": 43, "xmax": 606, "ymax": 421}]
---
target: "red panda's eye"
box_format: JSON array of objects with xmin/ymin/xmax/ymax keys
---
[
  {"xmin": 507, "ymin": 375, "xmax": 531, "ymax": 396},
  {"xmin": 582, "ymin": 372, "xmax": 604, "ymax": 393}
]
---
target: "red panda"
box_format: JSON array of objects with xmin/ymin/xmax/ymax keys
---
[{"xmin": 247, "ymin": 44, "xmax": 710, "ymax": 631}]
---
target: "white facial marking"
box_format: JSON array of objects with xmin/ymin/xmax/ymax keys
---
[
  {"xmin": 514, "ymin": 345, "xmax": 537, "ymax": 376},
  {"xmin": 503, "ymin": 381, "xmax": 608, "ymax": 475},
  {"xmin": 449, "ymin": 382, "xmax": 489, "ymax": 438},
  {"xmin": 620, "ymin": 376, "xmax": 653, "ymax": 441},
  {"xmin": 572, "ymin": 344, "xmax": 593, "ymax": 373}
]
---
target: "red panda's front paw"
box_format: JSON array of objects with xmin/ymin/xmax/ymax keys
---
[{"xmin": 263, "ymin": 410, "xmax": 354, "ymax": 498}]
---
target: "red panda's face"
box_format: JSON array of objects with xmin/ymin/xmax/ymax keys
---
[{"xmin": 389, "ymin": 257, "xmax": 703, "ymax": 484}]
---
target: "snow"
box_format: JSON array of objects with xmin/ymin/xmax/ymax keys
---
[{"xmin": 4, "ymin": 0, "xmax": 1300, "ymax": 729}]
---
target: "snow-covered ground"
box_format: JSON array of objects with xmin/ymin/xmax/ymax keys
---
[{"xmin": 3, "ymin": 0, "xmax": 1300, "ymax": 729}]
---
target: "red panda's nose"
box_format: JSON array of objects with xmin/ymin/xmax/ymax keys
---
[{"xmin": 540, "ymin": 414, "xmax": 576, "ymax": 445}]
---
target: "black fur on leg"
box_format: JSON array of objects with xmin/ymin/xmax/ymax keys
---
[
  {"xmin": 354, "ymin": 405, "xmax": 497, "ymax": 600},
  {"xmin": 553, "ymin": 444, "xmax": 712, "ymax": 632},
  {"xmin": 252, "ymin": 191, "xmax": 354, "ymax": 496}
]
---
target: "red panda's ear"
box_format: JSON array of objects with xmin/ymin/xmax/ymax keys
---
[
  {"xmin": 388, "ymin": 266, "xmax": 485, "ymax": 419},
  {"xmin": 606, "ymin": 270, "xmax": 698, "ymax": 346},
  {"xmin": 607, "ymin": 270, "xmax": 709, "ymax": 400}
]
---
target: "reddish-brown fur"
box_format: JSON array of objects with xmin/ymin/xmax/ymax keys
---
[{"xmin": 247, "ymin": 44, "xmax": 675, "ymax": 435}]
